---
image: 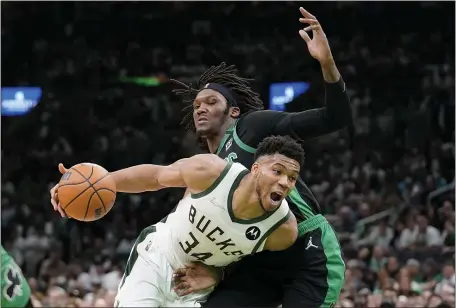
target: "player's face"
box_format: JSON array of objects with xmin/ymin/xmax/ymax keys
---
[
  {"xmin": 251, "ymin": 154, "xmax": 300, "ymax": 211},
  {"xmin": 193, "ymin": 89, "xmax": 239, "ymax": 137}
]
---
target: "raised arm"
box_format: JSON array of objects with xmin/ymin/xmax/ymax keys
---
[
  {"xmin": 235, "ymin": 8, "xmax": 351, "ymax": 146},
  {"xmin": 295, "ymin": 7, "xmax": 352, "ymax": 134}
]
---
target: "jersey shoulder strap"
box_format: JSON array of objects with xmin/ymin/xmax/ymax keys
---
[{"xmin": 190, "ymin": 162, "xmax": 248, "ymax": 200}]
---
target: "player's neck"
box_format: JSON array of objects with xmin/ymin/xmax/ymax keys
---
[
  {"xmin": 206, "ymin": 118, "xmax": 236, "ymax": 154},
  {"xmin": 231, "ymin": 174, "xmax": 265, "ymax": 219}
]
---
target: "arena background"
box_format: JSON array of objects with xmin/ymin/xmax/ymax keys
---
[{"xmin": 1, "ymin": 2, "xmax": 455, "ymax": 307}]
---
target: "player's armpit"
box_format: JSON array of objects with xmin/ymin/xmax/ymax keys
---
[{"xmin": 263, "ymin": 211, "xmax": 298, "ymax": 251}]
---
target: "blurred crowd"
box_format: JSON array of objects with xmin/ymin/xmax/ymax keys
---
[{"xmin": 1, "ymin": 2, "xmax": 455, "ymax": 307}]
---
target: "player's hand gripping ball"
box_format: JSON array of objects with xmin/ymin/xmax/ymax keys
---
[{"xmin": 51, "ymin": 163, "xmax": 116, "ymax": 222}]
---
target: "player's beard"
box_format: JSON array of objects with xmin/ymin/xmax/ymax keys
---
[{"xmin": 255, "ymin": 176, "xmax": 269, "ymax": 213}]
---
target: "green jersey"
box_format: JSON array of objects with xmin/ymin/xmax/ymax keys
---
[{"xmin": 1, "ymin": 246, "xmax": 31, "ymax": 308}]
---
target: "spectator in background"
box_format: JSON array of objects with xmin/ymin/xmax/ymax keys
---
[
  {"xmin": 100, "ymin": 261, "xmax": 123, "ymax": 292},
  {"xmin": 39, "ymin": 244, "xmax": 67, "ymax": 283},
  {"xmin": 22, "ymin": 225, "xmax": 51, "ymax": 277},
  {"xmin": 435, "ymin": 263, "xmax": 455, "ymax": 295},
  {"xmin": 398, "ymin": 214, "xmax": 442, "ymax": 249},
  {"xmin": 358, "ymin": 219, "xmax": 394, "ymax": 248},
  {"xmin": 369, "ymin": 246, "xmax": 387, "ymax": 273},
  {"xmin": 378, "ymin": 256, "xmax": 401, "ymax": 292},
  {"xmin": 1, "ymin": 1, "xmax": 453, "ymax": 307},
  {"xmin": 442, "ymin": 220, "xmax": 455, "ymax": 247}
]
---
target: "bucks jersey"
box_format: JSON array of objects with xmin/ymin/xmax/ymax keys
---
[
  {"xmin": 1, "ymin": 246, "xmax": 31, "ymax": 308},
  {"xmin": 140, "ymin": 162, "xmax": 290, "ymax": 268},
  {"xmin": 215, "ymin": 116, "xmax": 321, "ymax": 223}
]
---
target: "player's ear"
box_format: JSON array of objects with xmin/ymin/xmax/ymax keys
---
[
  {"xmin": 251, "ymin": 163, "xmax": 259, "ymax": 176},
  {"xmin": 230, "ymin": 106, "xmax": 240, "ymax": 118}
]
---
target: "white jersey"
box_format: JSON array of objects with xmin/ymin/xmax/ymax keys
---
[{"xmin": 138, "ymin": 162, "xmax": 291, "ymax": 269}]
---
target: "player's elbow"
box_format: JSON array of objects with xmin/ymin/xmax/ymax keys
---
[
  {"xmin": 327, "ymin": 108, "xmax": 353, "ymax": 130},
  {"xmin": 156, "ymin": 164, "xmax": 186, "ymax": 189}
]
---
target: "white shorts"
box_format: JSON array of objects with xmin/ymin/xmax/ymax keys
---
[{"xmin": 115, "ymin": 230, "xmax": 211, "ymax": 307}]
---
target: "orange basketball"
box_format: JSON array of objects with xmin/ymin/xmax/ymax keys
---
[{"xmin": 57, "ymin": 163, "xmax": 116, "ymax": 222}]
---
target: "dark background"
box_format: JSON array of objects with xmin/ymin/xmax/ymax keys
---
[{"xmin": 1, "ymin": 2, "xmax": 455, "ymax": 307}]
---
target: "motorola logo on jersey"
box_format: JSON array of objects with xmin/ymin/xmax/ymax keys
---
[{"xmin": 245, "ymin": 226, "xmax": 261, "ymax": 240}]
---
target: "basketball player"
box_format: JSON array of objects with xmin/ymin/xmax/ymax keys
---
[
  {"xmin": 169, "ymin": 7, "xmax": 349, "ymax": 308},
  {"xmin": 50, "ymin": 136, "xmax": 303, "ymax": 307},
  {"xmin": 1, "ymin": 245, "xmax": 33, "ymax": 308}
]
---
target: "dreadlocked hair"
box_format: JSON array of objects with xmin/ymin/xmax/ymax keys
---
[{"xmin": 171, "ymin": 62, "xmax": 264, "ymax": 132}]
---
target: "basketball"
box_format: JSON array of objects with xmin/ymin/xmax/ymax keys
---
[{"xmin": 57, "ymin": 163, "xmax": 117, "ymax": 222}]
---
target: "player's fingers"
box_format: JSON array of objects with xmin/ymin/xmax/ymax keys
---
[
  {"xmin": 58, "ymin": 163, "xmax": 68, "ymax": 175},
  {"xmin": 185, "ymin": 263, "xmax": 197, "ymax": 269},
  {"xmin": 50, "ymin": 185, "xmax": 59, "ymax": 210},
  {"xmin": 304, "ymin": 25, "xmax": 321, "ymax": 32},
  {"xmin": 172, "ymin": 276, "xmax": 183, "ymax": 285},
  {"xmin": 51, "ymin": 198, "xmax": 58, "ymax": 211},
  {"xmin": 50, "ymin": 183, "xmax": 58, "ymax": 194},
  {"xmin": 174, "ymin": 281, "xmax": 187, "ymax": 290},
  {"xmin": 174, "ymin": 268, "xmax": 187, "ymax": 277},
  {"xmin": 299, "ymin": 18, "xmax": 318, "ymax": 25},
  {"xmin": 175, "ymin": 288, "xmax": 191, "ymax": 297},
  {"xmin": 299, "ymin": 30, "xmax": 311, "ymax": 43},
  {"xmin": 299, "ymin": 7, "xmax": 316, "ymax": 19},
  {"xmin": 173, "ymin": 282, "xmax": 192, "ymax": 296},
  {"xmin": 174, "ymin": 285, "xmax": 194, "ymax": 297},
  {"xmin": 181, "ymin": 287, "xmax": 194, "ymax": 296},
  {"xmin": 57, "ymin": 205, "xmax": 66, "ymax": 218}
]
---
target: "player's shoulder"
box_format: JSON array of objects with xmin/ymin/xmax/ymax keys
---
[
  {"xmin": 239, "ymin": 110, "xmax": 283, "ymax": 124},
  {"xmin": 191, "ymin": 153, "xmax": 222, "ymax": 162},
  {"xmin": 194, "ymin": 157, "xmax": 248, "ymax": 179},
  {"xmin": 188, "ymin": 154, "xmax": 228, "ymax": 174},
  {"xmin": 237, "ymin": 110, "xmax": 285, "ymax": 143}
]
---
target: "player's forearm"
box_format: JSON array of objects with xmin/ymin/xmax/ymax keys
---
[
  {"xmin": 320, "ymin": 58, "xmax": 340, "ymax": 83},
  {"xmin": 110, "ymin": 164, "xmax": 165, "ymax": 193},
  {"xmin": 287, "ymin": 60, "xmax": 351, "ymax": 140},
  {"xmin": 279, "ymin": 74, "xmax": 352, "ymax": 140},
  {"xmin": 321, "ymin": 59, "xmax": 352, "ymax": 128}
]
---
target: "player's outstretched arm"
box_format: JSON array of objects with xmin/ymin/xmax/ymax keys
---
[
  {"xmin": 50, "ymin": 156, "xmax": 226, "ymax": 216},
  {"xmin": 109, "ymin": 153, "xmax": 225, "ymax": 194}
]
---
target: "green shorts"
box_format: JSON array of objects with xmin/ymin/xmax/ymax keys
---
[{"xmin": 1, "ymin": 246, "xmax": 31, "ymax": 308}]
